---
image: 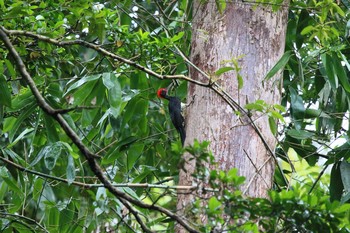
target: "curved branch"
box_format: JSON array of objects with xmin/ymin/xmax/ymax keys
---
[
  {"xmin": 0, "ymin": 212, "xmax": 48, "ymax": 233},
  {"xmin": 0, "ymin": 27, "xmax": 199, "ymax": 233}
]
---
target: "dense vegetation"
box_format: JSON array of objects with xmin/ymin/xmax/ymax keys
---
[{"xmin": 0, "ymin": 0, "xmax": 350, "ymax": 232}]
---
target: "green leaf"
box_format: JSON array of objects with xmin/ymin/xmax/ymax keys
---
[
  {"xmin": 8, "ymin": 103, "xmax": 37, "ymax": 142},
  {"xmin": 289, "ymin": 87, "xmax": 305, "ymax": 125},
  {"xmin": 273, "ymin": 104, "xmax": 286, "ymax": 112},
  {"xmin": 237, "ymin": 74, "xmax": 243, "ymax": 89},
  {"xmin": 268, "ymin": 116, "xmax": 278, "ymax": 135},
  {"xmin": 244, "ymin": 103, "xmax": 265, "ymax": 112},
  {"xmin": 270, "ymin": 110, "xmax": 284, "ymax": 122},
  {"xmin": 102, "ymin": 73, "xmax": 122, "ymax": 117},
  {"xmin": 101, "ymin": 136, "xmax": 138, "ymax": 165},
  {"xmin": 59, "ymin": 202, "xmax": 75, "ymax": 233},
  {"xmin": 42, "ymin": 142, "xmax": 63, "ymax": 170},
  {"xmin": 304, "ymin": 108, "xmax": 330, "ymax": 119},
  {"xmin": 332, "ymin": 53, "xmax": 350, "ymax": 93},
  {"xmin": 127, "ymin": 143, "xmax": 144, "ymax": 170},
  {"xmin": 43, "ymin": 112, "xmax": 60, "ymax": 143},
  {"xmin": 10, "ymin": 88, "xmax": 35, "ymax": 111},
  {"xmin": 265, "ymin": 51, "xmax": 293, "ymax": 80},
  {"xmin": 215, "ymin": 0, "xmax": 226, "ymax": 14},
  {"xmin": 287, "ymin": 129, "xmax": 314, "ymax": 140},
  {"xmin": 330, "ymin": 162, "xmax": 343, "ymax": 202},
  {"xmin": 300, "ymin": 25, "xmax": 315, "ymax": 35},
  {"xmin": 340, "ymin": 160, "xmax": 350, "ymax": 193},
  {"xmin": 0, "ymin": 75, "xmax": 11, "ymax": 107},
  {"xmin": 7, "ymin": 128, "xmax": 34, "ymax": 148},
  {"xmin": 66, "ymin": 155, "xmax": 76, "ymax": 185},
  {"xmin": 215, "ymin": 66, "xmax": 234, "ymax": 76},
  {"xmin": 71, "ymin": 79, "xmax": 101, "ymax": 106},
  {"xmin": 1, "ymin": 176, "xmax": 23, "ymax": 197},
  {"xmin": 321, "ymin": 53, "xmax": 338, "ymax": 90},
  {"xmin": 171, "ymin": 31, "xmax": 184, "ymax": 42},
  {"xmin": 65, "ymin": 74, "xmax": 101, "ymax": 94},
  {"xmin": 4, "ymin": 59, "xmax": 16, "ymax": 78},
  {"xmin": 208, "ymin": 196, "xmax": 221, "ymax": 213}
]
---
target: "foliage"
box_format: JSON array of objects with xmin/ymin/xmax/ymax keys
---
[
  {"xmin": 198, "ymin": 167, "xmax": 350, "ymax": 233},
  {"xmin": 0, "ymin": 0, "xmax": 350, "ymax": 232},
  {"xmin": 275, "ymin": 0, "xmax": 350, "ymax": 205}
]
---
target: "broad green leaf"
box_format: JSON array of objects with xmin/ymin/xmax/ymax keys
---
[
  {"xmin": 8, "ymin": 103, "xmax": 37, "ymax": 143},
  {"xmin": 304, "ymin": 108, "xmax": 330, "ymax": 119},
  {"xmin": 43, "ymin": 112, "xmax": 60, "ymax": 143},
  {"xmin": 273, "ymin": 104, "xmax": 286, "ymax": 112},
  {"xmin": 10, "ymin": 88, "xmax": 35, "ymax": 111},
  {"xmin": 1, "ymin": 176, "xmax": 23, "ymax": 197},
  {"xmin": 65, "ymin": 74, "xmax": 101, "ymax": 94},
  {"xmin": 72, "ymin": 79, "xmax": 100, "ymax": 106},
  {"xmin": 215, "ymin": 0, "xmax": 226, "ymax": 14},
  {"xmin": 268, "ymin": 116, "xmax": 278, "ymax": 135},
  {"xmin": 4, "ymin": 59, "xmax": 16, "ymax": 78},
  {"xmin": 208, "ymin": 196, "xmax": 221, "ymax": 213},
  {"xmin": 43, "ymin": 142, "xmax": 63, "ymax": 170},
  {"xmin": 332, "ymin": 53, "xmax": 350, "ymax": 93},
  {"xmin": 127, "ymin": 143, "xmax": 144, "ymax": 170},
  {"xmin": 121, "ymin": 96, "xmax": 139, "ymax": 128},
  {"xmin": 237, "ymin": 74, "xmax": 243, "ymax": 89},
  {"xmin": 59, "ymin": 202, "xmax": 75, "ymax": 233},
  {"xmin": 7, "ymin": 128, "xmax": 34, "ymax": 148},
  {"xmin": 227, "ymin": 168, "xmax": 239, "ymax": 181},
  {"xmin": 102, "ymin": 73, "xmax": 122, "ymax": 117},
  {"xmin": 340, "ymin": 161, "xmax": 350, "ymax": 193},
  {"xmin": 215, "ymin": 67, "xmax": 234, "ymax": 76},
  {"xmin": 289, "ymin": 87, "xmax": 305, "ymax": 125},
  {"xmin": 244, "ymin": 103, "xmax": 265, "ymax": 112},
  {"xmin": 300, "ymin": 25, "xmax": 315, "ymax": 35},
  {"xmin": 48, "ymin": 207, "xmax": 60, "ymax": 230},
  {"xmin": 122, "ymin": 187, "xmax": 139, "ymax": 199},
  {"xmin": 0, "ymin": 75, "xmax": 11, "ymax": 107},
  {"xmin": 321, "ymin": 53, "xmax": 338, "ymax": 90},
  {"xmin": 33, "ymin": 178, "xmax": 44, "ymax": 202},
  {"xmin": 265, "ymin": 51, "xmax": 292, "ymax": 80},
  {"xmin": 171, "ymin": 31, "xmax": 184, "ymax": 42},
  {"xmin": 133, "ymin": 165, "xmax": 157, "ymax": 183},
  {"xmin": 270, "ymin": 110, "xmax": 284, "ymax": 122},
  {"xmin": 101, "ymin": 136, "xmax": 138, "ymax": 165},
  {"xmin": 332, "ymin": 3, "xmax": 345, "ymax": 17},
  {"xmin": 287, "ymin": 129, "xmax": 314, "ymax": 140},
  {"xmin": 66, "ymin": 155, "xmax": 76, "ymax": 185},
  {"xmin": 330, "ymin": 162, "xmax": 343, "ymax": 202}
]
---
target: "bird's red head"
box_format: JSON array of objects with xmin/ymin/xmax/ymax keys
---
[{"xmin": 157, "ymin": 88, "xmax": 167, "ymax": 98}]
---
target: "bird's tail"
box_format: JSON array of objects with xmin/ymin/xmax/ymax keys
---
[{"xmin": 178, "ymin": 127, "xmax": 186, "ymax": 146}]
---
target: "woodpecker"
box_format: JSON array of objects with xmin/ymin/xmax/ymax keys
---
[{"xmin": 157, "ymin": 88, "xmax": 186, "ymax": 146}]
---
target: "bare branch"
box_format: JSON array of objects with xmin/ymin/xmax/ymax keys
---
[{"xmin": 0, "ymin": 154, "xmax": 218, "ymax": 192}]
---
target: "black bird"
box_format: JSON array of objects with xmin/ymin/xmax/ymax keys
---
[{"xmin": 157, "ymin": 88, "xmax": 186, "ymax": 146}]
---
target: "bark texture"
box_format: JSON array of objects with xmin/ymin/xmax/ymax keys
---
[{"xmin": 176, "ymin": 1, "xmax": 288, "ymax": 231}]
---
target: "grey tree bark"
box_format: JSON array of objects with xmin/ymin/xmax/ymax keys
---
[{"xmin": 176, "ymin": 1, "xmax": 289, "ymax": 231}]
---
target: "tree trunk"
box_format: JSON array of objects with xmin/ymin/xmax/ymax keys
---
[{"xmin": 176, "ymin": 1, "xmax": 288, "ymax": 231}]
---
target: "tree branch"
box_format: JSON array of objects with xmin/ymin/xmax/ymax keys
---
[
  {"xmin": 0, "ymin": 153, "xmax": 213, "ymax": 191},
  {"xmin": 0, "ymin": 28, "xmax": 199, "ymax": 233},
  {"xmin": 0, "ymin": 212, "xmax": 48, "ymax": 233}
]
